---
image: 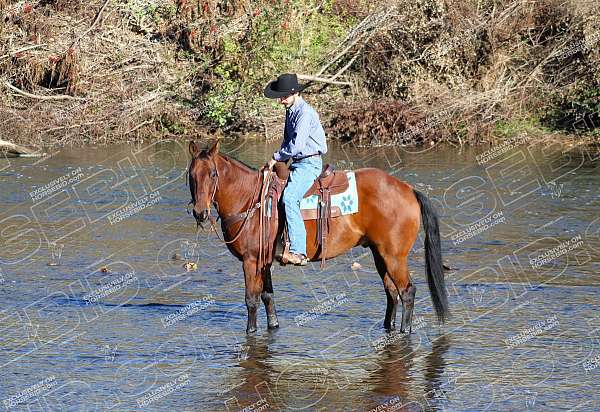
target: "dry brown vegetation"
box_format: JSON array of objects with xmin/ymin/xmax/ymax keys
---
[
  {"xmin": 1, "ymin": 0, "xmax": 201, "ymax": 147},
  {"xmin": 325, "ymin": 0, "xmax": 600, "ymax": 145},
  {"xmin": 0, "ymin": 0, "xmax": 598, "ymax": 148}
]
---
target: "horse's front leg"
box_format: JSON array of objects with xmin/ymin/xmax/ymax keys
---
[
  {"xmin": 243, "ymin": 258, "xmax": 263, "ymax": 334},
  {"xmin": 261, "ymin": 264, "xmax": 279, "ymax": 329}
]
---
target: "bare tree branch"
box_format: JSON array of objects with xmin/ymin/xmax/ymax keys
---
[
  {"xmin": 297, "ymin": 74, "xmax": 352, "ymax": 86},
  {"xmin": 4, "ymin": 81, "xmax": 85, "ymax": 101}
]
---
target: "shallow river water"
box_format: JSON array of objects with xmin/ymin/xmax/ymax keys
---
[{"xmin": 1, "ymin": 137, "xmax": 599, "ymax": 411}]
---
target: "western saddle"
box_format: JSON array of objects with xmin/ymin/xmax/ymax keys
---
[
  {"xmin": 269, "ymin": 163, "xmax": 350, "ymax": 268},
  {"xmin": 304, "ymin": 164, "xmax": 348, "ymax": 196}
]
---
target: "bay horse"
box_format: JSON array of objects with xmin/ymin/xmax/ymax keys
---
[{"xmin": 187, "ymin": 140, "xmax": 449, "ymax": 334}]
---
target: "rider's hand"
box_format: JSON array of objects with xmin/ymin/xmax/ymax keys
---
[{"xmin": 267, "ymin": 158, "xmax": 277, "ymax": 170}]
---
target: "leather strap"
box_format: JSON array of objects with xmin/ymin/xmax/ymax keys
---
[{"xmin": 292, "ymin": 152, "xmax": 322, "ymax": 161}]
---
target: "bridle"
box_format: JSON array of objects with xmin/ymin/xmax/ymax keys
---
[
  {"xmin": 187, "ymin": 155, "xmax": 266, "ymax": 245},
  {"xmin": 187, "ymin": 156, "xmax": 219, "ymax": 220}
]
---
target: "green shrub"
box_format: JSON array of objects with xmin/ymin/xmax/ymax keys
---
[
  {"xmin": 204, "ymin": 63, "xmax": 239, "ymax": 127},
  {"xmin": 542, "ymin": 82, "xmax": 600, "ymax": 134}
]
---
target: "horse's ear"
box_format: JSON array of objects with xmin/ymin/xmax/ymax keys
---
[
  {"xmin": 189, "ymin": 140, "xmax": 200, "ymax": 157},
  {"xmin": 207, "ymin": 140, "xmax": 220, "ymax": 157}
]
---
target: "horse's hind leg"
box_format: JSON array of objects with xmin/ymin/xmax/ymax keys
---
[
  {"xmin": 383, "ymin": 275, "xmax": 400, "ymax": 330},
  {"xmin": 381, "ymin": 253, "xmax": 415, "ymax": 333},
  {"xmin": 399, "ymin": 281, "xmax": 416, "ymax": 333},
  {"xmin": 371, "ymin": 246, "xmax": 399, "ymax": 330},
  {"xmin": 261, "ymin": 264, "xmax": 279, "ymax": 329}
]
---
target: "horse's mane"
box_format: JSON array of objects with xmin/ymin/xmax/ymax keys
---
[
  {"xmin": 221, "ymin": 153, "xmax": 257, "ymax": 172},
  {"xmin": 197, "ymin": 149, "xmax": 257, "ymax": 173}
]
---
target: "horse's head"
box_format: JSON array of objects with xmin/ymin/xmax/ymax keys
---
[{"xmin": 188, "ymin": 140, "xmax": 220, "ymax": 226}]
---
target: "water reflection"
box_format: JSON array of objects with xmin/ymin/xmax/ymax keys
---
[
  {"xmin": 423, "ymin": 334, "xmax": 451, "ymax": 408},
  {"xmin": 361, "ymin": 333, "xmax": 451, "ymax": 411},
  {"xmin": 222, "ymin": 335, "xmax": 277, "ymax": 410},
  {"xmin": 222, "ymin": 332, "xmax": 452, "ymax": 411},
  {"xmin": 369, "ymin": 335, "xmax": 416, "ymax": 399}
]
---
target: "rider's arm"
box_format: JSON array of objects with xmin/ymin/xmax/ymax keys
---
[{"xmin": 272, "ymin": 111, "xmax": 311, "ymax": 161}]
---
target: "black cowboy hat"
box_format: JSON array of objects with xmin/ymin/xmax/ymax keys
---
[{"xmin": 263, "ymin": 73, "xmax": 307, "ymax": 98}]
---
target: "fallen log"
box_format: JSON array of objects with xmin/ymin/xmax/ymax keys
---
[{"xmin": 0, "ymin": 139, "xmax": 44, "ymax": 157}]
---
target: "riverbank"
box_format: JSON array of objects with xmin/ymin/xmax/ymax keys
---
[{"xmin": 1, "ymin": 0, "xmax": 598, "ymax": 149}]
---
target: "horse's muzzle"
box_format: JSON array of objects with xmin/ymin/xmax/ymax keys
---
[{"xmin": 193, "ymin": 208, "xmax": 209, "ymax": 224}]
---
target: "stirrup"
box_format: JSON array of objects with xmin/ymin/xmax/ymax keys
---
[{"xmin": 276, "ymin": 240, "xmax": 291, "ymax": 264}]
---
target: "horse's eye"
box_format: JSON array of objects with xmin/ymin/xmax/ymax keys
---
[{"xmin": 210, "ymin": 169, "xmax": 217, "ymax": 178}]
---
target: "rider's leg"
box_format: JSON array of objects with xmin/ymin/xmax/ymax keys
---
[{"xmin": 282, "ymin": 156, "xmax": 322, "ymax": 256}]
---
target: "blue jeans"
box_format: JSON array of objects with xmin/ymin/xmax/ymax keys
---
[{"xmin": 283, "ymin": 156, "xmax": 322, "ymax": 255}]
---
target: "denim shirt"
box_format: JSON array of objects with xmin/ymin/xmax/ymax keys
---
[{"xmin": 273, "ymin": 96, "xmax": 327, "ymax": 162}]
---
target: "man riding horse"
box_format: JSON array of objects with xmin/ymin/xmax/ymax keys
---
[
  {"xmin": 264, "ymin": 73, "xmax": 327, "ymax": 266},
  {"xmin": 186, "ymin": 74, "xmax": 449, "ymax": 334}
]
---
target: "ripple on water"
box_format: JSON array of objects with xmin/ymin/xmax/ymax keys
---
[{"xmin": 1, "ymin": 141, "xmax": 598, "ymax": 411}]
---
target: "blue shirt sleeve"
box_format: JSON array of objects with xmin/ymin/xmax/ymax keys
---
[{"xmin": 273, "ymin": 111, "xmax": 311, "ymax": 161}]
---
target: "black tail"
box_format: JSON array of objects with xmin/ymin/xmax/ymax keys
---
[{"xmin": 413, "ymin": 189, "xmax": 449, "ymax": 323}]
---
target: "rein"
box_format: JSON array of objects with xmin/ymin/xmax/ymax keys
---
[
  {"xmin": 188, "ymin": 156, "xmax": 270, "ymax": 245},
  {"xmin": 209, "ymin": 170, "xmax": 263, "ymax": 245}
]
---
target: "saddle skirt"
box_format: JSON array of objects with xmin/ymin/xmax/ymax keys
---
[{"xmin": 300, "ymin": 170, "xmax": 358, "ymax": 220}]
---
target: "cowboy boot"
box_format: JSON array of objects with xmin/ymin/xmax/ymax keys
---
[{"xmin": 281, "ymin": 250, "xmax": 309, "ymax": 266}]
